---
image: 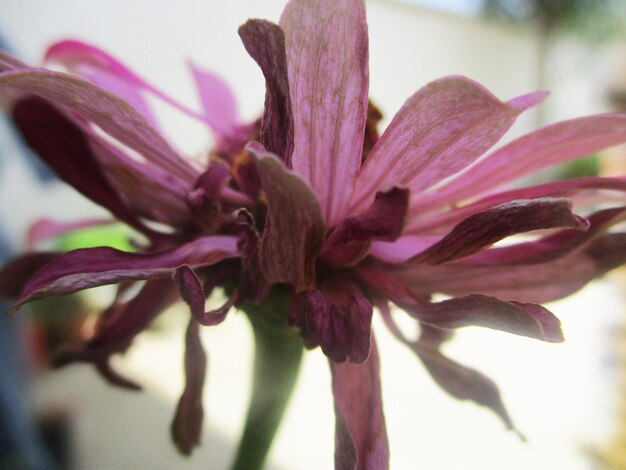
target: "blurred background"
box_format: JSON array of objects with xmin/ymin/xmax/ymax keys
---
[{"xmin": 0, "ymin": 0, "xmax": 625, "ymax": 468}]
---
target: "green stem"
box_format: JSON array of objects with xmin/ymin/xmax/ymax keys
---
[{"xmin": 231, "ymin": 298, "xmax": 304, "ymax": 470}]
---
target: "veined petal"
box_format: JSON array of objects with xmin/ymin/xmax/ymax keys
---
[
  {"xmin": 290, "ymin": 280, "xmax": 373, "ymax": 364},
  {"xmin": 410, "ymin": 198, "xmax": 588, "ymax": 265},
  {"xmin": 321, "ymin": 187, "xmax": 409, "ymax": 268},
  {"xmin": 405, "ymin": 294, "xmax": 563, "ymax": 342},
  {"xmin": 329, "ymin": 337, "xmax": 389, "ymax": 470},
  {"xmin": 171, "ymin": 318, "xmax": 207, "ymax": 456},
  {"xmin": 351, "ymin": 77, "xmax": 545, "ymax": 212},
  {"xmin": 12, "ymin": 97, "xmax": 163, "ymax": 236},
  {"xmin": 417, "ymin": 113, "xmax": 626, "ymax": 210},
  {"xmin": 0, "ymin": 68, "xmax": 196, "ymax": 182},
  {"xmin": 280, "ymin": 0, "xmax": 369, "ymax": 226},
  {"xmin": 239, "ymin": 20, "xmax": 294, "ymax": 165},
  {"xmin": 45, "ymin": 39, "xmax": 237, "ymax": 138},
  {"xmin": 250, "ymin": 143, "xmax": 325, "ymax": 292},
  {"xmin": 11, "ymin": 235, "xmax": 239, "ymax": 313}
]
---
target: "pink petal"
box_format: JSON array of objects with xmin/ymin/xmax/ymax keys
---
[
  {"xmin": 0, "ymin": 68, "xmax": 196, "ymax": 182},
  {"xmin": 369, "ymin": 236, "xmax": 439, "ymax": 264},
  {"xmin": 351, "ymin": 77, "xmax": 545, "ymax": 212},
  {"xmin": 171, "ymin": 318, "xmax": 207, "ymax": 456},
  {"xmin": 330, "ymin": 336, "xmax": 389, "ymax": 470},
  {"xmin": 11, "ymin": 235, "xmax": 239, "ymax": 313},
  {"xmin": 280, "ymin": 0, "xmax": 369, "ymax": 226},
  {"xmin": 250, "ymin": 143, "xmax": 326, "ymax": 292},
  {"xmin": 27, "ymin": 217, "xmax": 114, "ymax": 249},
  {"xmin": 417, "ymin": 113, "xmax": 626, "ymax": 211},
  {"xmin": 239, "ymin": 19, "xmax": 294, "ymax": 165}
]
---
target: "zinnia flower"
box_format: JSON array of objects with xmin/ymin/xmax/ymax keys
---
[{"xmin": 2, "ymin": 0, "xmax": 626, "ymax": 468}]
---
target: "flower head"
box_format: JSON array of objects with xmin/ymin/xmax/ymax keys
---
[{"xmin": 2, "ymin": 0, "xmax": 626, "ymax": 467}]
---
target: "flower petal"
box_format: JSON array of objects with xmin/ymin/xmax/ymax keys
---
[
  {"xmin": 171, "ymin": 318, "xmax": 207, "ymax": 456},
  {"xmin": 173, "ymin": 265, "xmax": 238, "ymax": 326},
  {"xmin": 411, "ymin": 198, "xmax": 588, "ymax": 265},
  {"xmin": 329, "ymin": 336, "xmax": 389, "ymax": 470},
  {"xmin": 418, "ymin": 113, "xmax": 626, "ymax": 210},
  {"xmin": 405, "ymin": 294, "xmax": 563, "ymax": 342},
  {"xmin": 239, "ymin": 20, "xmax": 294, "ymax": 165},
  {"xmin": 12, "ymin": 96, "xmax": 164, "ymax": 236},
  {"xmin": 321, "ymin": 187, "xmax": 409, "ymax": 267},
  {"xmin": 251, "ymin": 144, "xmax": 325, "ymax": 292},
  {"xmin": 291, "ymin": 281, "xmax": 373, "ymax": 364},
  {"xmin": 280, "ymin": 0, "xmax": 369, "ymax": 226},
  {"xmin": 11, "ymin": 235, "xmax": 239, "ymax": 313},
  {"xmin": 351, "ymin": 77, "xmax": 545, "ymax": 212},
  {"xmin": 0, "ymin": 252, "xmax": 58, "ymax": 299},
  {"xmin": 0, "ymin": 68, "xmax": 196, "ymax": 182},
  {"xmin": 26, "ymin": 217, "xmax": 114, "ymax": 249}
]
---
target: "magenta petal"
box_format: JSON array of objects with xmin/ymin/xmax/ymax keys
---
[
  {"xmin": 411, "ymin": 198, "xmax": 588, "ymax": 264},
  {"xmin": 405, "ymin": 294, "xmax": 563, "ymax": 342},
  {"xmin": 280, "ymin": 0, "xmax": 369, "ymax": 226},
  {"xmin": 173, "ymin": 265, "xmax": 237, "ymax": 326},
  {"xmin": 12, "ymin": 236, "xmax": 239, "ymax": 312},
  {"xmin": 27, "ymin": 217, "xmax": 114, "ymax": 248},
  {"xmin": 251, "ymin": 145, "xmax": 325, "ymax": 292},
  {"xmin": 0, "ymin": 252, "xmax": 58, "ymax": 299},
  {"xmin": 239, "ymin": 20, "xmax": 294, "ymax": 165},
  {"xmin": 321, "ymin": 187, "xmax": 409, "ymax": 268},
  {"xmin": 420, "ymin": 113, "xmax": 626, "ymax": 209},
  {"xmin": 0, "ymin": 68, "xmax": 196, "ymax": 182},
  {"xmin": 171, "ymin": 318, "xmax": 207, "ymax": 456},
  {"xmin": 351, "ymin": 77, "xmax": 544, "ymax": 212},
  {"xmin": 292, "ymin": 282, "xmax": 373, "ymax": 364},
  {"xmin": 329, "ymin": 337, "xmax": 389, "ymax": 470}
]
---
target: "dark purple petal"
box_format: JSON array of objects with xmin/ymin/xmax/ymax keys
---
[
  {"xmin": 12, "ymin": 236, "xmax": 239, "ymax": 313},
  {"xmin": 291, "ymin": 281, "xmax": 373, "ymax": 364},
  {"xmin": 280, "ymin": 0, "xmax": 369, "ymax": 226},
  {"xmin": 239, "ymin": 20, "xmax": 294, "ymax": 165},
  {"xmin": 321, "ymin": 187, "xmax": 409, "ymax": 268},
  {"xmin": 329, "ymin": 337, "xmax": 389, "ymax": 470},
  {"xmin": 411, "ymin": 198, "xmax": 588, "ymax": 264},
  {"xmin": 12, "ymin": 97, "xmax": 165, "ymax": 236},
  {"xmin": 418, "ymin": 113, "xmax": 626, "ymax": 211},
  {"xmin": 0, "ymin": 68, "xmax": 196, "ymax": 182},
  {"xmin": 392, "ymin": 232, "xmax": 626, "ymax": 303},
  {"xmin": 250, "ymin": 144, "xmax": 325, "ymax": 292},
  {"xmin": 173, "ymin": 265, "xmax": 238, "ymax": 326},
  {"xmin": 0, "ymin": 252, "xmax": 58, "ymax": 300},
  {"xmin": 404, "ymin": 294, "xmax": 563, "ymax": 342},
  {"xmin": 351, "ymin": 77, "xmax": 545, "ymax": 212},
  {"xmin": 171, "ymin": 318, "xmax": 207, "ymax": 455},
  {"xmin": 407, "ymin": 176, "xmax": 626, "ymax": 234}
]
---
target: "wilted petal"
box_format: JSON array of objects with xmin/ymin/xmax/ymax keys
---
[
  {"xmin": 330, "ymin": 337, "xmax": 389, "ymax": 470},
  {"xmin": 0, "ymin": 252, "xmax": 58, "ymax": 299},
  {"xmin": 291, "ymin": 280, "xmax": 373, "ymax": 364},
  {"xmin": 12, "ymin": 235, "xmax": 239, "ymax": 312},
  {"xmin": 407, "ymin": 176, "xmax": 626, "ymax": 234},
  {"xmin": 173, "ymin": 265, "xmax": 238, "ymax": 326},
  {"xmin": 0, "ymin": 68, "xmax": 196, "ymax": 182},
  {"xmin": 239, "ymin": 20, "xmax": 294, "ymax": 165},
  {"xmin": 280, "ymin": 0, "xmax": 369, "ymax": 226},
  {"xmin": 321, "ymin": 187, "xmax": 409, "ymax": 267},
  {"xmin": 411, "ymin": 198, "xmax": 588, "ymax": 265},
  {"xmin": 250, "ymin": 144, "xmax": 325, "ymax": 292},
  {"xmin": 171, "ymin": 318, "xmax": 207, "ymax": 455},
  {"xmin": 351, "ymin": 77, "xmax": 545, "ymax": 212},
  {"xmin": 405, "ymin": 294, "xmax": 563, "ymax": 342},
  {"xmin": 12, "ymin": 97, "xmax": 164, "ymax": 236},
  {"xmin": 418, "ymin": 113, "xmax": 626, "ymax": 210}
]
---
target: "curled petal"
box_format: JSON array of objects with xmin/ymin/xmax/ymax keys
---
[
  {"xmin": 330, "ymin": 337, "xmax": 389, "ymax": 470},
  {"xmin": 171, "ymin": 318, "xmax": 207, "ymax": 455},
  {"xmin": 0, "ymin": 252, "xmax": 58, "ymax": 300}
]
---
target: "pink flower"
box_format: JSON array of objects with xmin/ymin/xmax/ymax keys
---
[{"xmin": 2, "ymin": 0, "xmax": 626, "ymax": 467}]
